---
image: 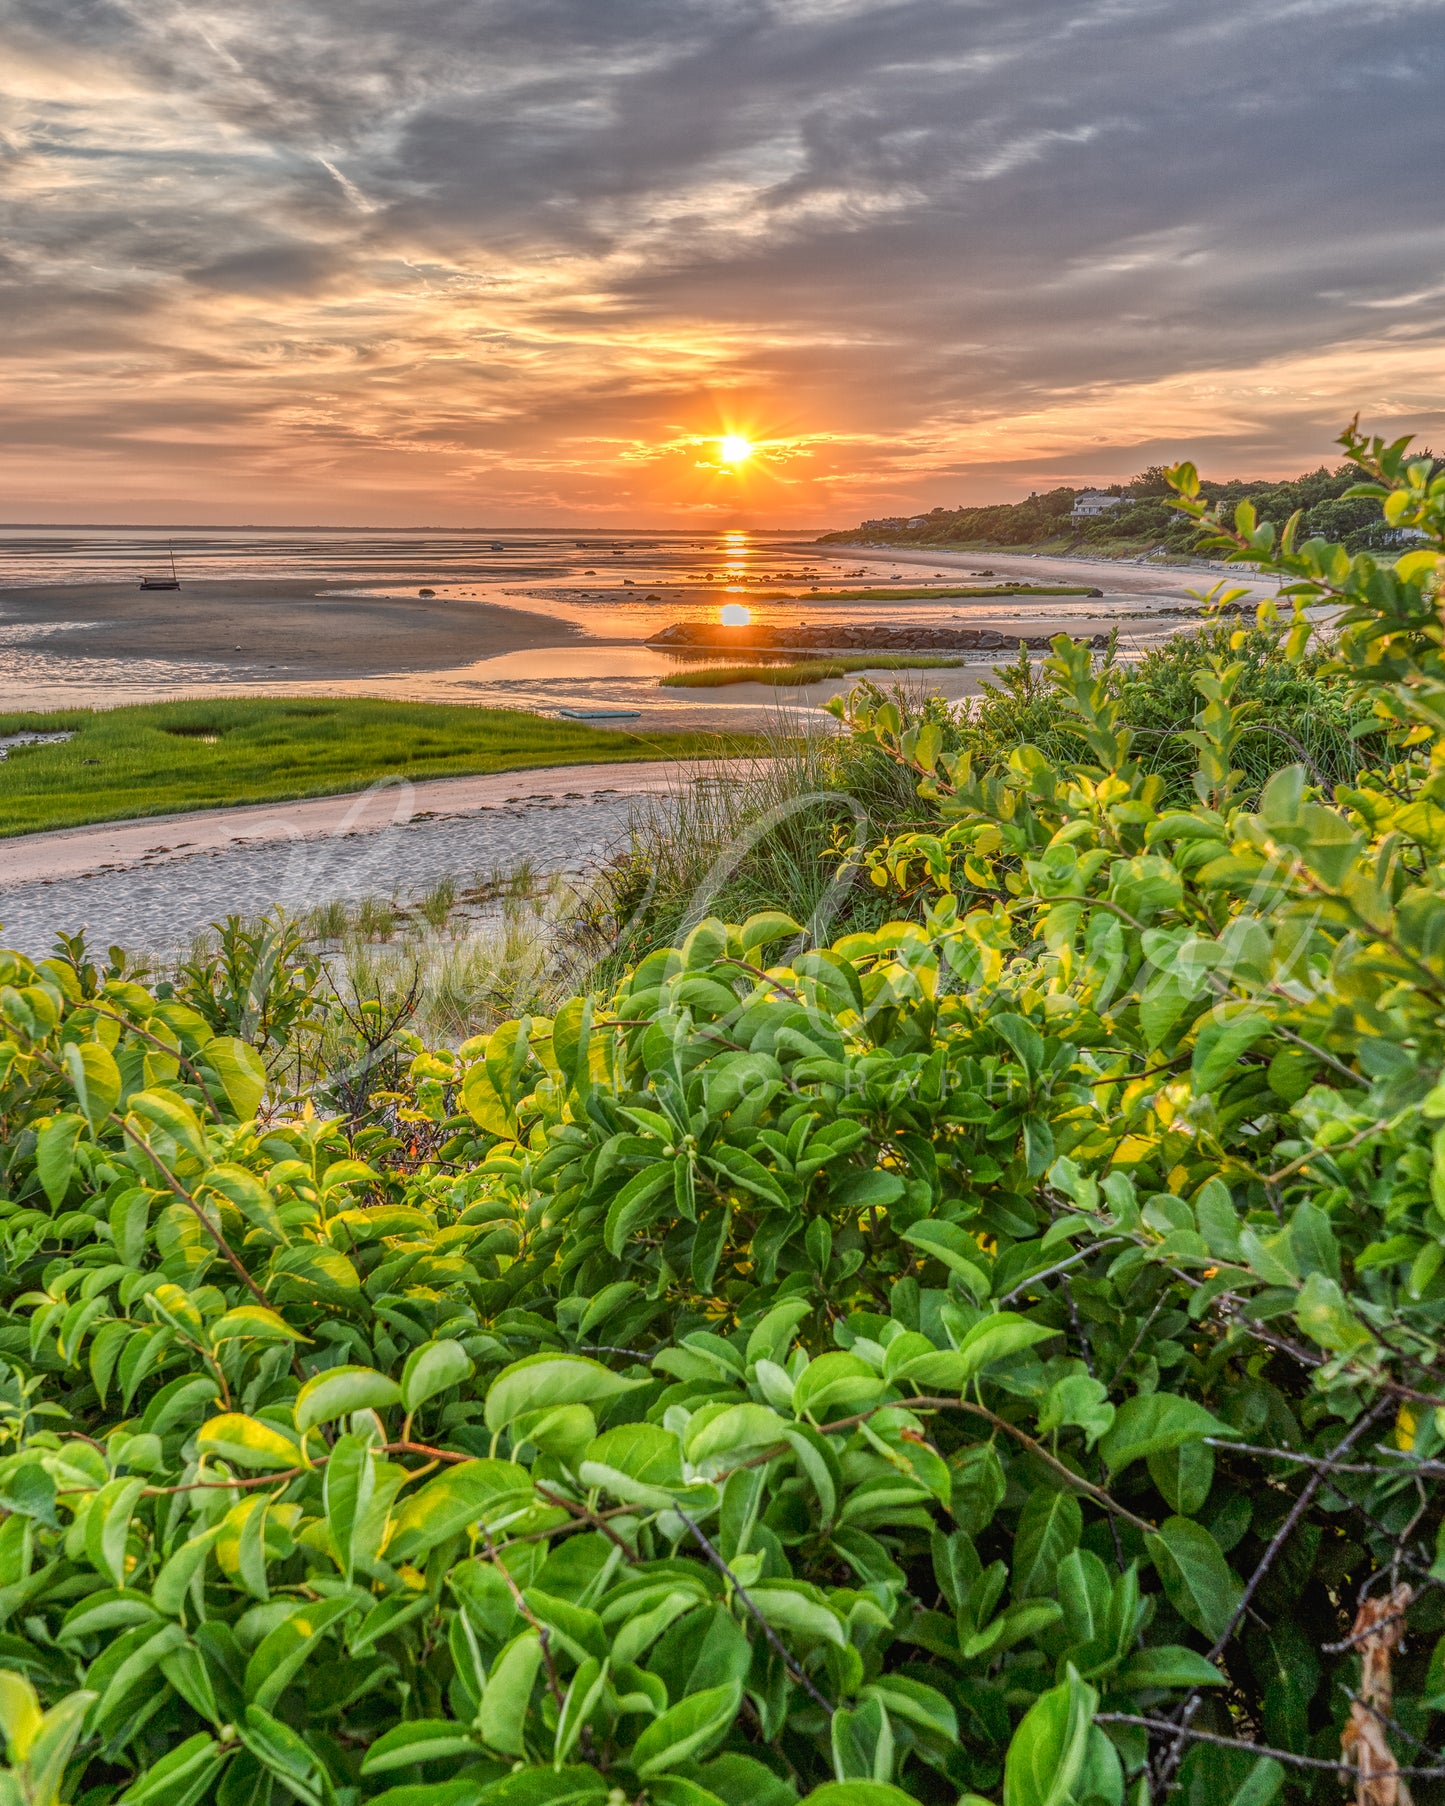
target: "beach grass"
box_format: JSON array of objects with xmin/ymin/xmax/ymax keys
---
[
  {"xmin": 659, "ymin": 654, "xmax": 969, "ymax": 689},
  {"xmin": 0, "ymin": 697, "xmax": 747, "ymax": 837}
]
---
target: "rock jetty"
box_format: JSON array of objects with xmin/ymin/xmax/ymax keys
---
[{"xmin": 646, "ymin": 621, "xmax": 1112, "ymax": 653}]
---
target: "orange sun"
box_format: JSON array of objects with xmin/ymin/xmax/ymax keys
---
[{"xmin": 718, "ymin": 434, "xmax": 754, "ymax": 464}]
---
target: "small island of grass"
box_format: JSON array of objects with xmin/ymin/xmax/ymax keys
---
[{"xmin": 660, "ymin": 654, "xmax": 969, "ymax": 688}]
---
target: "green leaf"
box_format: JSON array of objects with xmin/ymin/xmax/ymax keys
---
[
  {"xmin": 862, "ymin": 1675, "xmax": 957, "ymax": 1742},
  {"xmin": 323, "ymin": 1435, "xmax": 375, "ymax": 1584},
  {"xmin": 1147, "ymin": 1440, "xmax": 1214, "ymax": 1517},
  {"xmin": 684, "ymin": 1404, "xmax": 788, "ymax": 1466},
  {"xmin": 234, "ymin": 1497, "xmax": 272, "ymax": 1602},
  {"xmin": 57, "ymin": 1589, "xmax": 159, "ymax": 1643},
  {"xmin": 1012, "ymin": 1488, "xmax": 1081, "ymax": 1599},
  {"xmin": 203, "ymin": 1165, "xmax": 287, "ymax": 1241},
  {"xmin": 477, "ymin": 1631, "xmax": 543, "ymax": 1755},
  {"xmin": 792, "ymin": 1352, "xmax": 888, "ymax": 1419},
  {"xmin": 1191, "ymin": 1009, "xmax": 1268, "ymax": 1093},
  {"xmin": 18, "ymin": 1688, "xmax": 99, "ymax": 1806},
  {"xmin": 401, "ymin": 1339, "xmax": 475, "ymax": 1414},
  {"xmin": 153, "ymin": 1524, "xmax": 223, "ymax": 1618},
  {"xmin": 203, "ymin": 1037, "xmax": 267, "ymax": 1120},
  {"xmin": 1118, "ymin": 1645, "xmax": 1227, "ymax": 1690},
  {"xmin": 740, "ymin": 911, "xmax": 802, "ymax": 954},
  {"xmin": 196, "ymin": 1413, "xmax": 302, "ymax": 1472},
  {"xmin": 1295, "ymin": 1271, "xmax": 1374, "ymax": 1353},
  {"xmin": 805, "ymin": 1786, "xmax": 926, "ymax": 1806},
  {"xmin": 463, "ymin": 1061, "xmax": 514, "ymax": 1136},
  {"xmin": 210, "ymin": 1305, "xmax": 307, "ymax": 1344},
  {"xmin": 483, "ymin": 1354, "xmax": 646, "ymax": 1433},
  {"xmin": 579, "ymin": 1424, "xmax": 690, "ymax": 1508},
  {"xmin": 1227, "ymin": 1758, "xmax": 1285, "ymax": 1806},
  {"xmin": 1099, "ymin": 1393, "xmax": 1234, "ymax": 1476},
  {"xmin": 604, "ymin": 1165, "xmax": 676, "ymax": 1254},
  {"xmin": 554, "ymin": 1656, "xmax": 608, "ymax": 1766},
  {"xmin": 898, "ymin": 1221, "xmax": 991, "ymax": 1298},
  {"xmin": 368, "ymin": 1780, "xmax": 490, "ymax": 1806},
  {"xmin": 474, "ymin": 1767, "xmax": 610, "ymax": 1806},
  {"xmin": 245, "ymin": 1596, "xmax": 355, "ymax": 1712},
  {"xmin": 238, "ymin": 1703, "xmax": 331, "ymax": 1806},
  {"xmin": 631, "ymin": 1681, "xmax": 742, "ymax": 1776},
  {"xmin": 386, "ymin": 1459, "xmax": 534, "ymax": 1564},
  {"xmin": 0, "ymin": 1670, "xmax": 42, "ymax": 1761},
  {"xmin": 128, "ymin": 1088, "xmax": 208, "ymax": 1161},
  {"xmin": 85, "ymin": 1477, "xmax": 146, "ymax": 1589},
  {"xmin": 64, "ymin": 1043, "xmax": 121, "ymax": 1130},
  {"xmin": 746, "ymin": 1585, "xmax": 846, "ymax": 1646},
  {"xmin": 360, "ymin": 1718, "xmax": 481, "ymax": 1774},
  {"xmin": 36, "ymin": 1114, "xmax": 85, "ymax": 1208},
  {"xmin": 295, "ymin": 1365, "xmax": 402, "ymax": 1434},
  {"xmin": 1145, "ymin": 1517, "xmax": 1243, "ymax": 1643},
  {"xmin": 894, "ymin": 1311, "xmax": 1057, "ymax": 1390},
  {"xmin": 115, "ymin": 1731, "xmax": 225, "ymax": 1806},
  {"xmin": 1002, "ymin": 1665, "xmax": 1097, "ymax": 1806},
  {"xmin": 832, "ymin": 1696, "xmax": 895, "ymax": 1783}
]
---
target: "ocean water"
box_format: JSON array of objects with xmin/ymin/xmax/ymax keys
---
[
  {"xmin": 0, "ymin": 525, "xmax": 839, "ymax": 591},
  {"xmin": 0, "ymin": 527, "xmax": 1203, "ymax": 718}
]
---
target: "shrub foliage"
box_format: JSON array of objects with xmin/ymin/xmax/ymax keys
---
[{"xmin": 0, "ymin": 423, "xmax": 1443, "ymax": 1806}]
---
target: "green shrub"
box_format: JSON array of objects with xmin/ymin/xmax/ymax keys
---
[{"xmin": 0, "ymin": 420, "xmax": 1442, "ymax": 1806}]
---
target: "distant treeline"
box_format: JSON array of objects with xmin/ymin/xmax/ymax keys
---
[{"xmin": 818, "ymin": 456, "xmax": 1442, "ymax": 554}]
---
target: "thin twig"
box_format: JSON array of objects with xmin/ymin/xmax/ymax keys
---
[
  {"xmin": 483, "ymin": 1528, "xmax": 565, "ymax": 1712},
  {"xmin": 675, "ymin": 1508, "xmax": 834, "ymax": 1714},
  {"xmin": 1098, "ymin": 1714, "xmax": 1445, "ymax": 1780},
  {"xmin": 536, "ymin": 1484, "xmax": 639, "ymax": 1561},
  {"xmin": 995, "ymin": 1239, "xmax": 1124, "ymax": 1304},
  {"xmin": 1154, "ymin": 1397, "xmax": 1392, "ymax": 1793}
]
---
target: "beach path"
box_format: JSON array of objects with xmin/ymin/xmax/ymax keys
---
[{"xmin": 0, "ymin": 759, "xmax": 693, "ymax": 957}]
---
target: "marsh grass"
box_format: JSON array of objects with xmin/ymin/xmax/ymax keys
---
[
  {"xmin": 748, "ymin": 584, "xmax": 1095, "ymax": 601},
  {"xmin": 0, "ymin": 697, "xmax": 747, "ymax": 836},
  {"xmin": 308, "ymin": 898, "xmax": 349, "ymax": 942},
  {"xmin": 355, "ymin": 895, "xmax": 397, "ymax": 941},
  {"xmin": 659, "ymin": 655, "xmax": 968, "ymax": 688},
  {"xmin": 417, "ymin": 877, "xmax": 458, "ymax": 931}
]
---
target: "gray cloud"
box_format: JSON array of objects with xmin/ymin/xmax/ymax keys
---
[{"xmin": 0, "ymin": 0, "xmax": 1442, "ymax": 521}]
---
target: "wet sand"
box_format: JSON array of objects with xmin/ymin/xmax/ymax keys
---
[{"xmin": 0, "ymin": 580, "xmax": 577, "ymax": 678}]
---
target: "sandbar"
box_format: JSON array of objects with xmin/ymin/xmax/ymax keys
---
[{"xmin": 0, "ymin": 579, "xmax": 577, "ymax": 679}]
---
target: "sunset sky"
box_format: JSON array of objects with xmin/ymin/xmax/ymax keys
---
[{"xmin": 3, "ymin": 0, "xmax": 1443, "ymax": 527}]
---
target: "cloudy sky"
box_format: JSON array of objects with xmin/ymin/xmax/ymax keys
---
[{"xmin": 2, "ymin": 0, "xmax": 1443, "ymax": 525}]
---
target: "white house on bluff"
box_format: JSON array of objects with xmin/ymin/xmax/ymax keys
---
[{"xmin": 1071, "ymin": 490, "xmax": 1126, "ymax": 519}]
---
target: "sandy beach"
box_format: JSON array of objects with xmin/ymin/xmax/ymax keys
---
[{"xmin": 0, "ymin": 759, "xmax": 701, "ymax": 956}]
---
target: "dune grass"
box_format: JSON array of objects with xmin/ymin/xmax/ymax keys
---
[
  {"xmin": 659, "ymin": 654, "xmax": 969, "ymax": 688},
  {"xmin": 0, "ymin": 697, "xmax": 746, "ymax": 837}
]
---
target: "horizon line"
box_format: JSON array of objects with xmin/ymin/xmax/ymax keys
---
[{"xmin": 0, "ymin": 520, "xmax": 828, "ymax": 535}]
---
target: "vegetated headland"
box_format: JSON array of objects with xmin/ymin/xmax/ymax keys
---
[
  {"xmin": 0, "ymin": 697, "xmax": 747, "ymax": 836},
  {"xmin": 817, "ymin": 452, "xmax": 1441, "ymax": 558}
]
